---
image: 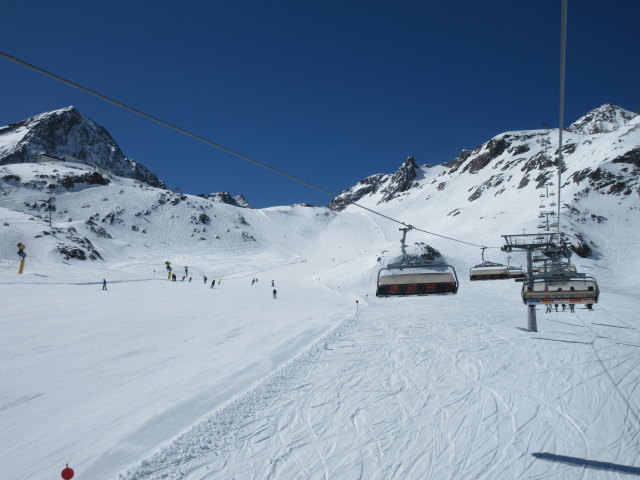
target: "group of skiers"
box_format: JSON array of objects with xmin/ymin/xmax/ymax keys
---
[
  {"xmin": 103, "ymin": 263, "xmax": 281, "ymax": 298},
  {"xmin": 161, "ymin": 265, "xmax": 279, "ymax": 298},
  {"xmin": 250, "ymin": 278, "xmax": 277, "ymax": 297},
  {"xmin": 544, "ymin": 303, "xmax": 593, "ymax": 313}
]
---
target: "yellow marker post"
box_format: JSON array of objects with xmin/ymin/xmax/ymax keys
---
[{"xmin": 17, "ymin": 243, "xmax": 26, "ymax": 274}]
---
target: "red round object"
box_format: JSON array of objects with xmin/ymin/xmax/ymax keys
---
[{"xmin": 61, "ymin": 464, "xmax": 74, "ymax": 480}]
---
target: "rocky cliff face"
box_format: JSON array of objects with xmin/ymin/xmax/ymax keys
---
[
  {"xmin": 201, "ymin": 192, "xmax": 252, "ymax": 208},
  {"xmin": 0, "ymin": 106, "xmax": 164, "ymax": 188},
  {"xmin": 567, "ymin": 104, "xmax": 636, "ymax": 135},
  {"xmin": 328, "ymin": 156, "xmax": 422, "ymax": 211}
]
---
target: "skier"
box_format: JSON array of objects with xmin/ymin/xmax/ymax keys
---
[
  {"xmin": 210, "ymin": 279, "xmax": 215, "ymax": 288},
  {"xmin": 102, "ymin": 279, "xmax": 107, "ymax": 291},
  {"xmin": 218, "ymin": 279, "xmax": 221, "ymax": 285},
  {"xmin": 569, "ymin": 303, "xmax": 575, "ymax": 313},
  {"xmin": 172, "ymin": 273, "xmax": 177, "ymax": 282},
  {"xmin": 188, "ymin": 276, "xmax": 192, "ymax": 283},
  {"xmin": 272, "ymin": 289, "xmax": 277, "ymax": 299},
  {"xmin": 185, "ymin": 266, "xmax": 189, "ymax": 276},
  {"xmin": 203, "ymin": 275, "xmax": 208, "ymax": 284},
  {"xmin": 586, "ymin": 303, "xmax": 594, "ymax": 311},
  {"xmin": 251, "ymin": 278, "xmax": 255, "ymax": 286},
  {"xmin": 271, "ymin": 280, "xmax": 275, "ymax": 287},
  {"xmin": 545, "ymin": 304, "xmax": 552, "ymax": 314}
]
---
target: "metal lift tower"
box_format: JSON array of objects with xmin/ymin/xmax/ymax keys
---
[{"xmin": 501, "ymin": 232, "xmax": 564, "ymax": 332}]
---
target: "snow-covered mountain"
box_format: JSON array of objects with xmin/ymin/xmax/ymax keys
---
[
  {"xmin": 0, "ymin": 106, "xmax": 165, "ymax": 187},
  {"xmin": 0, "ymin": 104, "xmax": 638, "ymax": 272},
  {"xmin": 2, "ymin": 104, "xmax": 640, "ymax": 480},
  {"xmin": 330, "ymin": 104, "xmax": 639, "ymax": 262}
]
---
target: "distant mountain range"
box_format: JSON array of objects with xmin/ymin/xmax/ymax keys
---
[{"xmin": 0, "ymin": 104, "xmax": 638, "ymax": 268}]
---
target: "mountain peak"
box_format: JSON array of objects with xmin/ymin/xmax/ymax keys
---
[
  {"xmin": 567, "ymin": 104, "xmax": 636, "ymax": 135},
  {"xmin": 202, "ymin": 192, "xmax": 252, "ymax": 208},
  {"xmin": 0, "ymin": 107, "xmax": 164, "ymax": 187}
]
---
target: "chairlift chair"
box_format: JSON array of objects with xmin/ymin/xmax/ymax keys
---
[
  {"xmin": 377, "ymin": 263, "xmax": 459, "ymax": 296},
  {"xmin": 507, "ymin": 266, "xmax": 526, "ymax": 280},
  {"xmin": 469, "ymin": 247, "xmax": 511, "ymax": 281},
  {"xmin": 522, "ymin": 271, "xmax": 599, "ymax": 306},
  {"xmin": 376, "ymin": 227, "xmax": 459, "ymax": 297}
]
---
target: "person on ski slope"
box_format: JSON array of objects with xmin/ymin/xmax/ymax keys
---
[
  {"xmin": 272, "ymin": 289, "xmax": 277, "ymax": 299},
  {"xmin": 102, "ymin": 279, "xmax": 107, "ymax": 291}
]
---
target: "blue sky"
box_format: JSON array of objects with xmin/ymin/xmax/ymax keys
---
[{"xmin": 1, "ymin": 0, "xmax": 638, "ymax": 208}]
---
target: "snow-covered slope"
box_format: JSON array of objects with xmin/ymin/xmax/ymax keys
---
[{"xmin": 1, "ymin": 104, "xmax": 639, "ymax": 480}]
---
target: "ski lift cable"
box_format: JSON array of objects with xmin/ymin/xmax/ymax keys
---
[
  {"xmin": 557, "ymin": 0, "xmax": 568, "ymax": 237},
  {"xmin": 0, "ymin": 50, "xmax": 491, "ymax": 249}
]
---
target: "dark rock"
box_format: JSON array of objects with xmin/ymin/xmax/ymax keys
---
[{"xmin": 0, "ymin": 106, "xmax": 164, "ymax": 187}]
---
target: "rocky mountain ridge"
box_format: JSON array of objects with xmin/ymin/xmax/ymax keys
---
[
  {"xmin": 331, "ymin": 105, "xmax": 638, "ymax": 208},
  {"xmin": 0, "ymin": 106, "xmax": 164, "ymax": 187},
  {"xmin": 329, "ymin": 104, "xmax": 639, "ymax": 260},
  {"xmin": 201, "ymin": 192, "xmax": 252, "ymax": 209}
]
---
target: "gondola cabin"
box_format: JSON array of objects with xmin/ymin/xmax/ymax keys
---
[
  {"xmin": 376, "ymin": 266, "xmax": 458, "ymax": 297},
  {"xmin": 522, "ymin": 275, "xmax": 599, "ymax": 305}
]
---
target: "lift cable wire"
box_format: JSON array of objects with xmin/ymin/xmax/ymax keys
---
[
  {"xmin": 0, "ymin": 49, "xmax": 490, "ymax": 249},
  {"xmin": 557, "ymin": 0, "xmax": 568, "ymax": 237}
]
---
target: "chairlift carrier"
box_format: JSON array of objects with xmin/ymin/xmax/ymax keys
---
[
  {"xmin": 522, "ymin": 267, "xmax": 599, "ymax": 306},
  {"xmin": 469, "ymin": 247, "xmax": 524, "ymax": 281},
  {"xmin": 376, "ymin": 227, "xmax": 459, "ymax": 297}
]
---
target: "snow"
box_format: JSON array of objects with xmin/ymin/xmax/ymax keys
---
[
  {"xmin": 1, "ymin": 192, "xmax": 639, "ymax": 479},
  {"xmin": 1, "ymin": 108, "xmax": 639, "ymax": 479},
  {"xmin": 0, "ymin": 125, "xmax": 30, "ymax": 157}
]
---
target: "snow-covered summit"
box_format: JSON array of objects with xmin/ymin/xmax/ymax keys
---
[
  {"xmin": 0, "ymin": 106, "xmax": 164, "ymax": 188},
  {"xmin": 201, "ymin": 192, "xmax": 252, "ymax": 208},
  {"xmin": 567, "ymin": 104, "xmax": 636, "ymax": 135}
]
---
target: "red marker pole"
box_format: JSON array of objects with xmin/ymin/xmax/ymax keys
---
[{"xmin": 61, "ymin": 464, "xmax": 74, "ymax": 480}]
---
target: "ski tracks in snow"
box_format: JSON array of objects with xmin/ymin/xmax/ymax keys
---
[{"xmin": 121, "ymin": 298, "xmax": 640, "ymax": 480}]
